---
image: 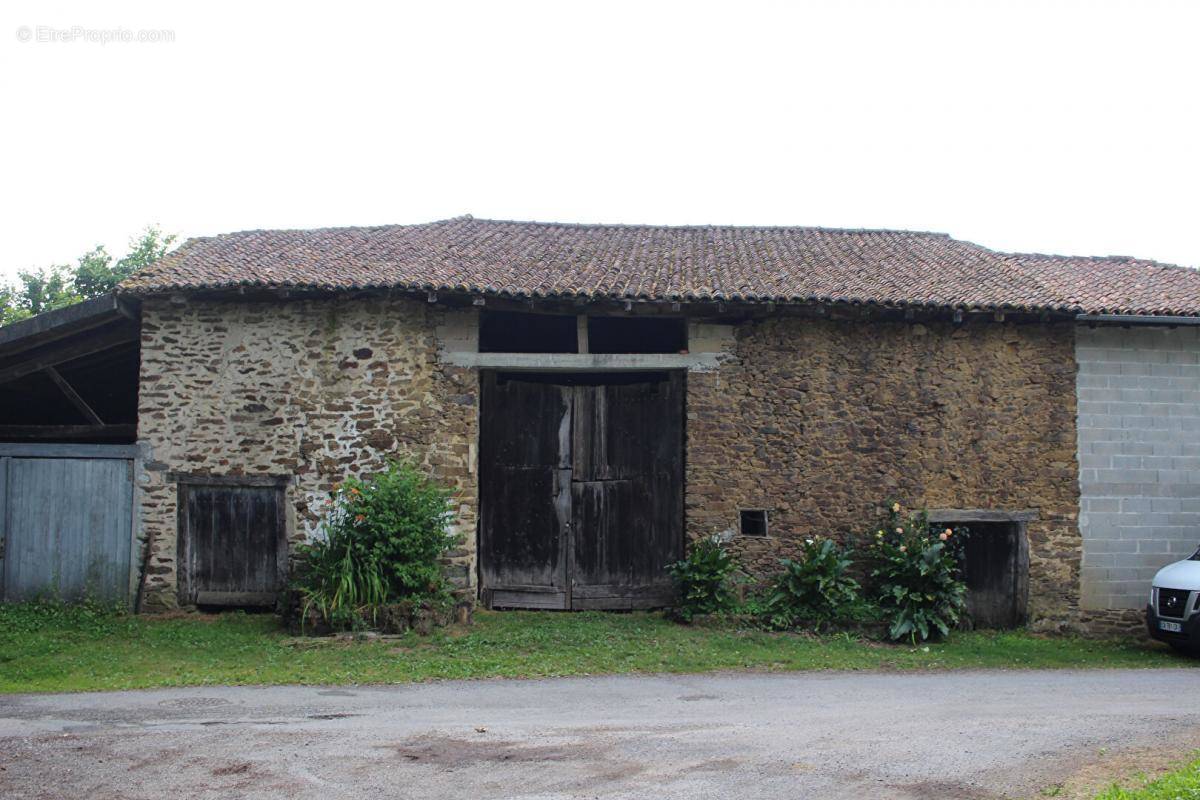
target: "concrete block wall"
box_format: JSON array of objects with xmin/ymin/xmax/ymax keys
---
[{"xmin": 1077, "ymin": 324, "xmax": 1200, "ymax": 611}]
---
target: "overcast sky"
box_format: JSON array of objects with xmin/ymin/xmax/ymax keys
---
[{"xmin": 1, "ymin": 0, "xmax": 1197, "ymax": 282}]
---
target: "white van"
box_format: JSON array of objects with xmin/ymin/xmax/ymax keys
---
[{"xmin": 1147, "ymin": 545, "xmax": 1200, "ymax": 654}]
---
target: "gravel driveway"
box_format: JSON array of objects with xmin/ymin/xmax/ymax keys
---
[{"xmin": 2, "ymin": 669, "xmax": 1199, "ymax": 799}]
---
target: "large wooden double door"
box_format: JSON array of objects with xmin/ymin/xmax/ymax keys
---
[{"xmin": 479, "ymin": 371, "xmax": 684, "ymax": 610}]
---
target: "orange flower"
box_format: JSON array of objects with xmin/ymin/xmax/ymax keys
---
[
  {"xmin": 354, "ymin": 514, "xmax": 366, "ymax": 523},
  {"xmin": 349, "ymin": 487, "xmax": 360, "ymax": 496}
]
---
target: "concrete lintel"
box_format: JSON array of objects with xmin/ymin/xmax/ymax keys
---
[{"xmin": 440, "ymin": 352, "xmax": 728, "ymax": 371}]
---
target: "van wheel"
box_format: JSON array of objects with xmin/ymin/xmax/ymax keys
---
[{"xmin": 1168, "ymin": 642, "xmax": 1199, "ymax": 657}]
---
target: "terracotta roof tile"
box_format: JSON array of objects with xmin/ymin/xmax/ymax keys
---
[{"xmin": 119, "ymin": 216, "xmax": 1200, "ymax": 316}]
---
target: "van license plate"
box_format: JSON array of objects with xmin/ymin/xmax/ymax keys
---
[{"xmin": 1160, "ymin": 620, "xmax": 1183, "ymax": 633}]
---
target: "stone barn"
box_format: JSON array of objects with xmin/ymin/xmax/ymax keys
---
[{"xmin": 20, "ymin": 215, "xmax": 1194, "ymax": 631}]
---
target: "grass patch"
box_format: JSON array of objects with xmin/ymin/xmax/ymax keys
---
[
  {"xmin": 0, "ymin": 602, "xmax": 1193, "ymax": 694},
  {"xmin": 1093, "ymin": 753, "xmax": 1200, "ymax": 799}
]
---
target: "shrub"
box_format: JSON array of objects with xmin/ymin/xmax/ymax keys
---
[
  {"xmin": 293, "ymin": 461, "xmax": 456, "ymax": 631},
  {"xmin": 762, "ymin": 537, "xmax": 860, "ymax": 631},
  {"xmin": 292, "ymin": 530, "xmax": 390, "ymax": 631},
  {"xmin": 870, "ymin": 501, "xmax": 969, "ymax": 643},
  {"xmin": 667, "ymin": 536, "xmax": 737, "ymax": 622}
]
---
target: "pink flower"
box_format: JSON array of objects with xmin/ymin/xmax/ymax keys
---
[
  {"xmin": 895, "ymin": 527, "xmax": 904, "ymax": 534},
  {"xmin": 939, "ymin": 532, "xmax": 948, "ymax": 541},
  {"xmin": 898, "ymin": 545, "xmax": 907, "ymax": 553}
]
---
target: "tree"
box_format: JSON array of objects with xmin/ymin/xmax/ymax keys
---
[
  {"xmin": 74, "ymin": 227, "xmax": 177, "ymax": 299},
  {"xmin": 0, "ymin": 226, "xmax": 176, "ymax": 325}
]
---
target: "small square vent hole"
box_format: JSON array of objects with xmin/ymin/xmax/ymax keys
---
[{"xmin": 739, "ymin": 509, "xmax": 768, "ymax": 537}]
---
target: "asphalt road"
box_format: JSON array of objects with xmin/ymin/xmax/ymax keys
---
[{"xmin": 2, "ymin": 669, "xmax": 1199, "ymax": 799}]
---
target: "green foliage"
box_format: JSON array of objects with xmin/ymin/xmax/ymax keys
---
[
  {"xmin": 0, "ymin": 606, "xmax": 1189, "ymax": 694},
  {"xmin": 292, "ymin": 531, "xmax": 390, "ymax": 631},
  {"xmin": 667, "ymin": 536, "xmax": 738, "ymax": 622},
  {"xmin": 293, "ymin": 461, "xmax": 456, "ymax": 630},
  {"xmin": 1, "ymin": 265, "xmax": 78, "ymax": 324},
  {"xmin": 762, "ymin": 537, "xmax": 861, "ymax": 631},
  {"xmin": 870, "ymin": 501, "xmax": 969, "ymax": 643},
  {"xmin": 0, "ymin": 226, "xmax": 176, "ymax": 325},
  {"xmin": 1093, "ymin": 753, "xmax": 1200, "ymax": 799},
  {"xmin": 73, "ymin": 227, "xmax": 177, "ymax": 299},
  {"xmin": 0, "ymin": 597, "xmax": 132, "ymax": 638}
]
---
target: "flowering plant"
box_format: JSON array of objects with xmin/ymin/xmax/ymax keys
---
[
  {"xmin": 762, "ymin": 537, "xmax": 860, "ymax": 631},
  {"xmin": 293, "ymin": 461, "xmax": 455, "ymax": 630},
  {"xmin": 870, "ymin": 501, "xmax": 969, "ymax": 642}
]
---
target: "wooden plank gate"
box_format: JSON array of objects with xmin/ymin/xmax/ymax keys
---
[
  {"xmin": 479, "ymin": 370, "xmax": 684, "ymax": 610},
  {"xmin": 174, "ymin": 475, "xmax": 289, "ymax": 607},
  {"xmin": 0, "ymin": 444, "xmax": 137, "ymax": 604}
]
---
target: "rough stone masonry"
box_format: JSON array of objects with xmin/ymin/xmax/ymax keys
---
[
  {"xmin": 137, "ymin": 296, "xmax": 1084, "ymax": 627},
  {"xmin": 137, "ymin": 296, "xmax": 478, "ymax": 610}
]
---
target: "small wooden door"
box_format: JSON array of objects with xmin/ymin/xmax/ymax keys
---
[
  {"xmin": 958, "ymin": 521, "xmax": 1028, "ymax": 629},
  {"xmin": 479, "ymin": 371, "xmax": 684, "ymax": 610},
  {"xmin": 178, "ymin": 482, "xmax": 287, "ymax": 606}
]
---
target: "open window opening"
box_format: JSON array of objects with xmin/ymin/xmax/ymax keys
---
[
  {"xmin": 739, "ymin": 509, "xmax": 769, "ymax": 537},
  {"xmin": 586, "ymin": 316, "xmax": 687, "ymax": 354},
  {"xmin": 479, "ymin": 311, "xmax": 578, "ymax": 353}
]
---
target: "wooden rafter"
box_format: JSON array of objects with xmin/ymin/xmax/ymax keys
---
[
  {"xmin": 0, "ymin": 325, "xmax": 135, "ymax": 386},
  {"xmin": 43, "ymin": 366, "xmax": 104, "ymax": 425}
]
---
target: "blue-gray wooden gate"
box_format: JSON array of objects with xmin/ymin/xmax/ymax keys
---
[{"xmin": 0, "ymin": 444, "xmax": 137, "ymax": 604}]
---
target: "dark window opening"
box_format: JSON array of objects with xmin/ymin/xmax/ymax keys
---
[
  {"xmin": 495, "ymin": 371, "xmax": 669, "ymax": 387},
  {"xmin": 740, "ymin": 509, "xmax": 768, "ymax": 537},
  {"xmin": 949, "ymin": 520, "xmax": 1027, "ymax": 629},
  {"xmin": 479, "ymin": 311, "xmax": 578, "ymax": 353},
  {"xmin": 587, "ymin": 317, "xmax": 687, "ymax": 354}
]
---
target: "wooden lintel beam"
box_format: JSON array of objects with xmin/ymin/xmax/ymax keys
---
[
  {"xmin": 0, "ymin": 424, "xmax": 135, "ymax": 441},
  {"xmin": 44, "ymin": 365, "xmax": 104, "ymax": 425}
]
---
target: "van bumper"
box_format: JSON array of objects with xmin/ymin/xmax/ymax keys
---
[{"xmin": 1146, "ymin": 604, "xmax": 1200, "ymax": 648}]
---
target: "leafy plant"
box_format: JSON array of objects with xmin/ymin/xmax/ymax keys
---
[
  {"xmin": 870, "ymin": 501, "xmax": 969, "ymax": 643},
  {"xmin": 293, "ymin": 531, "xmax": 390, "ymax": 630},
  {"xmin": 292, "ymin": 461, "xmax": 456, "ymax": 631},
  {"xmin": 1, "ymin": 226, "xmax": 176, "ymax": 325},
  {"xmin": 762, "ymin": 537, "xmax": 860, "ymax": 631},
  {"xmin": 667, "ymin": 536, "xmax": 738, "ymax": 622}
]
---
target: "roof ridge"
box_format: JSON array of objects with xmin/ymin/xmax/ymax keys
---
[
  {"xmin": 462, "ymin": 215, "xmax": 956, "ymax": 238},
  {"xmin": 1001, "ymin": 249, "xmax": 1197, "ymax": 271}
]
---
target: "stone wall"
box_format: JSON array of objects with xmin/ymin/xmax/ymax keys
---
[
  {"xmin": 136, "ymin": 296, "xmax": 478, "ymax": 609},
  {"xmin": 1076, "ymin": 324, "xmax": 1200, "ymax": 628},
  {"xmin": 138, "ymin": 298, "xmax": 1089, "ymax": 626},
  {"xmin": 685, "ymin": 315, "xmax": 1082, "ymax": 624}
]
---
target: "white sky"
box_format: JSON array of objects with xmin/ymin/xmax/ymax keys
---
[{"xmin": 1, "ymin": 0, "xmax": 1198, "ymax": 282}]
